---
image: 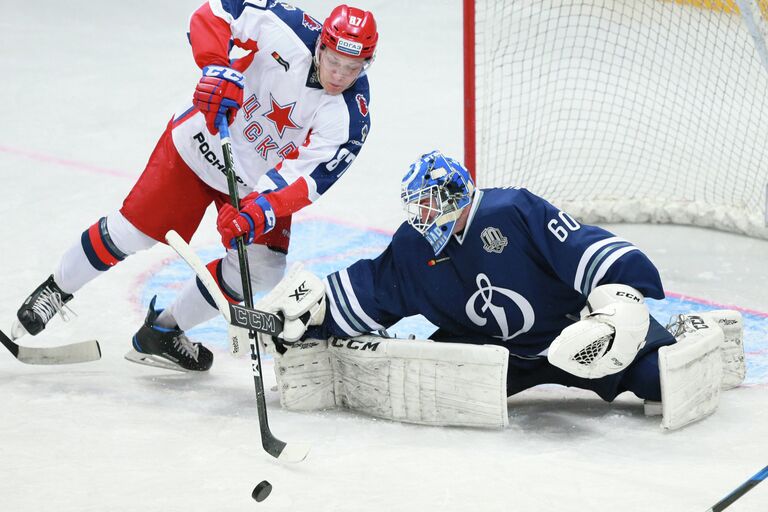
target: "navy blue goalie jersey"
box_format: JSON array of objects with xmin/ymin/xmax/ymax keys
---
[{"xmin": 314, "ymin": 187, "xmax": 665, "ymax": 357}]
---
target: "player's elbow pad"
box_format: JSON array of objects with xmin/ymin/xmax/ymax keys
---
[{"xmin": 548, "ymin": 284, "xmax": 650, "ymax": 379}]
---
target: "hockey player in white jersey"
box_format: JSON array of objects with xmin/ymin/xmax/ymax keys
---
[
  {"xmin": 256, "ymin": 151, "xmax": 746, "ymax": 430},
  {"xmin": 11, "ymin": 2, "xmax": 378, "ymax": 371}
]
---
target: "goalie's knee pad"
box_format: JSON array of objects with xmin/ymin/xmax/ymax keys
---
[{"xmin": 272, "ymin": 335, "xmax": 510, "ymax": 429}]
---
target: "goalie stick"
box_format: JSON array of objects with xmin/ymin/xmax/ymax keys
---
[
  {"xmin": 705, "ymin": 464, "xmax": 768, "ymax": 511},
  {"xmin": 0, "ymin": 328, "xmax": 101, "ymax": 365}
]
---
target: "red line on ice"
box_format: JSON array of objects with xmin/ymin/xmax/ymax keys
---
[{"xmin": 0, "ymin": 145, "xmax": 134, "ymax": 179}]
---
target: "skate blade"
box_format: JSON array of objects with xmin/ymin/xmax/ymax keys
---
[
  {"xmin": 9, "ymin": 319, "xmax": 30, "ymax": 341},
  {"xmin": 124, "ymin": 349, "xmax": 190, "ymax": 373}
]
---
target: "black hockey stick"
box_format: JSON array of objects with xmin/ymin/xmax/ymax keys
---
[
  {"xmin": 228, "ymin": 303, "xmax": 283, "ymax": 335},
  {"xmin": 165, "ymin": 232, "xmax": 284, "ymax": 339},
  {"xmin": 217, "ymin": 119, "xmax": 309, "ymax": 463},
  {"xmin": 705, "ymin": 464, "xmax": 768, "ymax": 511},
  {"xmin": 0, "ymin": 328, "xmax": 101, "ymax": 365}
]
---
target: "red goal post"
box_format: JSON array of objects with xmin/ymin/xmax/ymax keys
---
[{"xmin": 463, "ymin": 0, "xmax": 768, "ymax": 238}]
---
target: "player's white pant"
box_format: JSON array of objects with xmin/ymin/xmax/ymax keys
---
[{"xmin": 54, "ymin": 210, "xmax": 286, "ymax": 331}]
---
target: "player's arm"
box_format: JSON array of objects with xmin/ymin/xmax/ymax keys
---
[
  {"xmin": 189, "ymin": 1, "xmax": 265, "ymax": 66},
  {"xmin": 217, "ymin": 88, "xmax": 372, "ymax": 248},
  {"xmin": 188, "ymin": 1, "xmax": 271, "ymax": 135},
  {"xmin": 512, "ymin": 188, "xmax": 665, "ymax": 299},
  {"xmin": 510, "ymin": 190, "xmax": 662, "ymax": 378}
]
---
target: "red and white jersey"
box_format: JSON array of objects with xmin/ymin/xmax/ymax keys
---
[{"xmin": 171, "ymin": 1, "xmax": 371, "ymax": 217}]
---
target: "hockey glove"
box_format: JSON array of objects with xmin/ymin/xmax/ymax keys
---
[
  {"xmin": 547, "ymin": 284, "xmax": 649, "ymax": 379},
  {"xmin": 255, "ymin": 263, "xmax": 327, "ymax": 345},
  {"xmin": 193, "ymin": 65, "xmax": 245, "ymax": 135},
  {"xmin": 217, "ymin": 191, "xmax": 276, "ymax": 249}
]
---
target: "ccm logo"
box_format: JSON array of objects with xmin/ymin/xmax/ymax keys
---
[
  {"xmin": 689, "ymin": 316, "xmax": 710, "ymax": 330},
  {"xmin": 331, "ymin": 338, "xmax": 380, "ymax": 351},
  {"xmin": 616, "ymin": 291, "xmax": 641, "ymax": 302}
]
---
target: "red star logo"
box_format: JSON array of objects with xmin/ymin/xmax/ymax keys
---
[{"xmin": 263, "ymin": 94, "xmax": 302, "ymax": 138}]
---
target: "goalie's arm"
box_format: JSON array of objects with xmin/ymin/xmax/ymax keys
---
[
  {"xmin": 511, "ymin": 189, "xmax": 666, "ymax": 300},
  {"xmin": 257, "ymin": 244, "xmax": 413, "ymax": 344}
]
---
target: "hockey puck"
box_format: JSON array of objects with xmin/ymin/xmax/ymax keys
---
[{"xmin": 252, "ymin": 480, "xmax": 272, "ymax": 502}]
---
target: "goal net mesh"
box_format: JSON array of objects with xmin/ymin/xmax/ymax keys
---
[{"xmin": 472, "ymin": 0, "xmax": 768, "ymax": 238}]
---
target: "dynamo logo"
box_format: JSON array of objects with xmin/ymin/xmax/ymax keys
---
[{"xmin": 465, "ymin": 273, "xmax": 535, "ymax": 340}]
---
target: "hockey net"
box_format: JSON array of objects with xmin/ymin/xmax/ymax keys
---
[{"xmin": 464, "ymin": 0, "xmax": 768, "ymax": 238}]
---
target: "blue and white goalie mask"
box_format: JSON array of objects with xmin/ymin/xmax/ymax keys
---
[{"xmin": 400, "ymin": 150, "xmax": 476, "ymax": 254}]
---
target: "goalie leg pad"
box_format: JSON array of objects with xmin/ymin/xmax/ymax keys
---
[
  {"xmin": 329, "ymin": 336, "xmax": 509, "ymax": 429},
  {"xmin": 657, "ymin": 314, "xmax": 723, "ymax": 430},
  {"xmin": 273, "ymin": 335, "xmax": 510, "ymax": 429},
  {"xmin": 665, "ymin": 310, "xmax": 745, "ymax": 390},
  {"xmin": 272, "ymin": 338, "xmax": 337, "ymax": 411},
  {"xmin": 702, "ymin": 310, "xmax": 745, "ymax": 390}
]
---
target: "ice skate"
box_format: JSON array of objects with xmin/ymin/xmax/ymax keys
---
[
  {"xmin": 12, "ymin": 275, "xmax": 74, "ymax": 339},
  {"xmin": 125, "ymin": 296, "xmax": 213, "ymax": 372}
]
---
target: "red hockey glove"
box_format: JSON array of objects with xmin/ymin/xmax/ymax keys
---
[
  {"xmin": 193, "ymin": 65, "xmax": 245, "ymax": 135},
  {"xmin": 217, "ymin": 192, "xmax": 277, "ymax": 249}
]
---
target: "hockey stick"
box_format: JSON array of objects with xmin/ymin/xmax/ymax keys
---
[
  {"xmin": 206, "ymin": 118, "xmax": 308, "ymax": 463},
  {"xmin": 165, "ymin": 231, "xmax": 284, "ymax": 338},
  {"xmin": 705, "ymin": 465, "xmax": 768, "ymax": 511},
  {"xmin": 0, "ymin": 327, "xmax": 101, "ymax": 365}
]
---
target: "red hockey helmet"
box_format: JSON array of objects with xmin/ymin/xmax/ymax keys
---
[{"xmin": 320, "ymin": 5, "xmax": 378, "ymax": 60}]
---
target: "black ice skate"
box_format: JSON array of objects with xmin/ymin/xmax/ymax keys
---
[
  {"xmin": 12, "ymin": 275, "xmax": 75, "ymax": 339},
  {"xmin": 125, "ymin": 296, "xmax": 213, "ymax": 372}
]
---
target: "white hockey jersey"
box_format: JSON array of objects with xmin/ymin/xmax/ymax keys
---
[{"xmin": 171, "ymin": 1, "xmax": 371, "ymax": 214}]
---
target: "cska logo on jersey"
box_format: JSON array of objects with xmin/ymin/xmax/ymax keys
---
[
  {"xmin": 480, "ymin": 226, "xmax": 508, "ymax": 253},
  {"xmin": 355, "ymin": 94, "xmax": 369, "ymax": 117},
  {"xmin": 263, "ymin": 93, "xmax": 303, "ymax": 138},
  {"xmin": 302, "ymin": 13, "xmax": 322, "ymax": 31}
]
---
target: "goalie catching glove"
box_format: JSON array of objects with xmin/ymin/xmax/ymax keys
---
[
  {"xmin": 548, "ymin": 284, "xmax": 650, "ymax": 379},
  {"xmin": 254, "ymin": 264, "xmax": 326, "ymax": 350}
]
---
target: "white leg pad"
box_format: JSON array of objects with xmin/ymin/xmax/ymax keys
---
[
  {"xmin": 701, "ymin": 309, "xmax": 746, "ymax": 390},
  {"xmin": 658, "ymin": 314, "xmax": 723, "ymax": 430},
  {"xmin": 273, "ymin": 338, "xmax": 337, "ymax": 411},
  {"xmin": 273, "ymin": 335, "xmax": 510, "ymax": 429}
]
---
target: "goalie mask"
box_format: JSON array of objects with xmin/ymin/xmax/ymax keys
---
[{"xmin": 401, "ymin": 151, "xmax": 475, "ymax": 255}]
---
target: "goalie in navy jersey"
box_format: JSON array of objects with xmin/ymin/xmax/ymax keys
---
[
  {"xmin": 10, "ymin": 2, "xmax": 378, "ymax": 372},
  {"xmin": 256, "ymin": 151, "xmax": 745, "ymax": 430}
]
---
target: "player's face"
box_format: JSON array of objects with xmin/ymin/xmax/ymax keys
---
[
  {"xmin": 416, "ymin": 193, "xmax": 440, "ymax": 226},
  {"xmin": 317, "ymin": 48, "xmax": 365, "ymax": 95}
]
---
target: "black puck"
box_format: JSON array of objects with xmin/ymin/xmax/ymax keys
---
[{"xmin": 252, "ymin": 480, "xmax": 273, "ymax": 502}]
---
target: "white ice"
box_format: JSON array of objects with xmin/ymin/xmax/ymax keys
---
[{"xmin": 1, "ymin": 1, "xmax": 767, "ymax": 511}]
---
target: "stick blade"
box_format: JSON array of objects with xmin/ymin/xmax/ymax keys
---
[
  {"xmin": 276, "ymin": 442, "xmax": 311, "ymax": 464},
  {"xmin": 16, "ymin": 340, "xmax": 102, "ymax": 365}
]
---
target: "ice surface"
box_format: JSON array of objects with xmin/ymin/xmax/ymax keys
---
[{"xmin": 1, "ymin": 1, "xmax": 766, "ymax": 511}]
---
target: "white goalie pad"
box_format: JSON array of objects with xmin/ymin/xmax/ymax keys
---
[
  {"xmin": 663, "ymin": 309, "xmax": 746, "ymax": 391},
  {"xmin": 273, "ymin": 335, "xmax": 510, "ymax": 429},
  {"xmin": 703, "ymin": 309, "xmax": 746, "ymax": 390},
  {"xmin": 657, "ymin": 313, "xmax": 724, "ymax": 430}
]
